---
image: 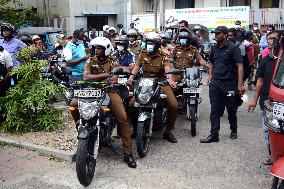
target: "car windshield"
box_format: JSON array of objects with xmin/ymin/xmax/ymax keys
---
[
  {"xmin": 48, "ymin": 33, "xmax": 60, "ymax": 44},
  {"xmin": 273, "ymin": 56, "xmax": 284, "ymax": 88}
]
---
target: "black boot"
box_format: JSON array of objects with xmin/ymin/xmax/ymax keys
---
[
  {"xmin": 163, "ymin": 132, "xmax": 177, "ymax": 143},
  {"xmin": 230, "ymin": 131, "xmax": 237, "ymax": 139},
  {"xmin": 124, "ymin": 154, "xmax": 137, "ymax": 168},
  {"xmin": 200, "ymin": 134, "xmax": 219, "ymax": 143}
]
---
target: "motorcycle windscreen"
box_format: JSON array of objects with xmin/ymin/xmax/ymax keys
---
[
  {"xmin": 135, "ymin": 78, "xmax": 158, "ymax": 104},
  {"xmin": 185, "ymin": 67, "xmax": 200, "ymax": 80}
]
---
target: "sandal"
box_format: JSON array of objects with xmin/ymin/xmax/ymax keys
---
[{"xmin": 263, "ymin": 158, "xmax": 273, "ymax": 165}]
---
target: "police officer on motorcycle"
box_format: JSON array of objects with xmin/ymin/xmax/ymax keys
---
[
  {"xmin": 171, "ymin": 29, "xmax": 207, "ymax": 82},
  {"xmin": 127, "ymin": 29, "xmax": 141, "ymax": 56},
  {"xmin": 128, "ymin": 32, "xmax": 179, "ymax": 143},
  {"xmin": 69, "ymin": 37, "xmax": 137, "ymax": 168}
]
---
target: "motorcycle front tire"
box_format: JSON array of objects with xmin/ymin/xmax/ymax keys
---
[
  {"xmin": 136, "ymin": 120, "xmax": 150, "ymax": 158},
  {"xmin": 189, "ymin": 104, "xmax": 197, "ymax": 137},
  {"xmin": 76, "ymin": 138, "xmax": 97, "ymax": 186}
]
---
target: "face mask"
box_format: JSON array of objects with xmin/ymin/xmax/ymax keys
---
[
  {"xmin": 179, "ymin": 38, "xmax": 188, "ymax": 46},
  {"xmin": 147, "ymin": 44, "xmax": 155, "ymax": 52},
  {"xmin": 253, "ymin": 27, "xmax": 258, "ymax": 30},
  {"xmin": 117, "ymin": 45, "xmax": 124, "ymax": 52}
]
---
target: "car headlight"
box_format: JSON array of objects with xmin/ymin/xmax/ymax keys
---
[
  {"xmin": 186, "ymin": 79, "xmax": 199, "ymax": 88},
  {"xmin": 137, "ymin": 93, "xmax": 152, "ymax": 105},
  {"xmin": 79, "ymin": 101, "xmax": 99, "ymax": 120},
  {"xmin": 264, "ymin": 107, "xmax": 280, "ymax": 130}
]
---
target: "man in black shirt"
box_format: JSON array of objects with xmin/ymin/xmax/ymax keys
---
[
  {"xmin": 200, "ymin": 26, "xmax": 245, "ymax": 143},
  {"xmin": 247, "ymin": 31, "xmax": 280, "ymax": 165}
]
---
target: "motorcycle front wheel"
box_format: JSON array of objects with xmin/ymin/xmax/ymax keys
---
[
  {"xmin": 188, "ymin": 103, "xmax": 197, "ymax": 137},
  {"xmin": 136, "ymin": 120, "xmax": 150, "ymax": 157},
  {"xmin": 76, "ymin": 135, "xmax": 97, "ymax": 186}
]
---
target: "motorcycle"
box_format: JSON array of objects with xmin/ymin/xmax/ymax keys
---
[
  {"xmin": 74, "ymin": 68, "xmax": 131, "ymax": 186},
  {"xmin": 199, "ymin": 40, "xmax": 211, "ymax": 63},
  {"xmin": 39, "ymin": 54, "xmax": 75, "ymax": 105},
  {"xmin": 172, "ymin": 67, "xmax": 206, "ymax": 137},
  {"xmin": 134, "ymin": 78, "xmax": 168, "ymax": 157}
]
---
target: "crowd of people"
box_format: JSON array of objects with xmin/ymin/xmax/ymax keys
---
[{"xmin": 0, "ymin": 20, "xmax": 281, "ymax": 168}]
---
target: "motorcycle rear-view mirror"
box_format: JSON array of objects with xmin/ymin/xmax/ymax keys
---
[
  {"xmin": 199, "ymin": 67, "xmax": 208, "ymax": 73},
  {"xmin": 167, "ymin": 68, "xmax": 183, "ymax": 75}
]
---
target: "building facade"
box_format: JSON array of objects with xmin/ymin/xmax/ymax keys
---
[{"xmin": 16, "ymin": 0, "xmax": 284, "ymax": 34}]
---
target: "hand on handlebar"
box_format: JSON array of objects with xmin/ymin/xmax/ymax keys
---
[{"xmin": 169, "ymin": 80, "xmax": 177, "ymax": 88}]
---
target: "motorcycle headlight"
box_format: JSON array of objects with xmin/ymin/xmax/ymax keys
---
[
  {"xmin": 186, "ymin": 79, "xmax": 199, "ymax": 88},
  {"xmin": 137, "ymin": 93, "xmax": 152, "ymax": 105},
  {"xmin": 264, "ymin": 106, "xmax": 280, "ymax": 130},
  {"xmin": 78, "ymin": 101, "xmax": 99, "ymax": 120}
]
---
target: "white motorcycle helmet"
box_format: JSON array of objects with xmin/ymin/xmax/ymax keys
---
[
  {"xmin": 103, "ymin": 25, "xmax": 110, "ymax": 33},
  {"xmin": 90, "ymin": 37, "xmax": 113, "ymax": 56}
]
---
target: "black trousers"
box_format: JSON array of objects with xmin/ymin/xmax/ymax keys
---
[{"xmin": 209, "ymin": 79, "xmax": 239, "ymax": 137}]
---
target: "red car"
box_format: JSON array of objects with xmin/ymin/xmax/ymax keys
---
[{"xmin": 264, "ymin": 48, "xmax": 284, "ymax": 188}]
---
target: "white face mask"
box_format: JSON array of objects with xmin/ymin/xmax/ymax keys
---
[
  {"xmin": 147, "ymin": 44, "xmax": 155, "ymax": 52},
  {"xmin": 117, "ymin": 45, "xmax": 124, "ymax": 52},
  {"xmin": 253, "ymin": 27, "xmax": 258, "ymax": 30}
]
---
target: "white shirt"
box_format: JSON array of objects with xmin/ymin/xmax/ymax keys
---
[{"xmin": 0, "ymin": 49, "xmax": 13, "ymax": 68}]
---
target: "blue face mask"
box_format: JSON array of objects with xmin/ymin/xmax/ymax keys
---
[{"xmin": 179, "ymin": 38, "xmax": 188, "ymax": 46}]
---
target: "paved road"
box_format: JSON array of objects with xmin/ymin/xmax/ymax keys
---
[{"xmin": 0, "ymin": 85, "xmax": 272, "ymax": 189}]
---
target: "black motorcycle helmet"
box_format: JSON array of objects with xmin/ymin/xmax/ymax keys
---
[
  {"xmin": 178, "ymin": 29, "xmax": 192, "ymax": 46},
  {"xmin": 114, "ymin": 35, "xmax": 129, "ymax": 50},
  {"xmin": 145, "ymin": 32, "xmax": 161, "ymax": 52},
  {"xmin": 1, "ymin": 23, "xmax": 15, "ymax": 37}
]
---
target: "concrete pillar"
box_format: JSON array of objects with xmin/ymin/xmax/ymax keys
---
[
  {"xmin": 195, "ymin": 0, "xmax": 204, "ymax": 8},
  {"xmin": 203, "ymin": 0, "xmax": 220, "ymax": 7}
]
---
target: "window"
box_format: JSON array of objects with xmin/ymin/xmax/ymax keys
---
[
  {"xmin": 273, "ymin": 56, "xmax": 284, "ymax": 88},
  {"xmin": 229, "ymin": 0, "xmax": 251, "ymax": 6},
  {"xmin": 146, "ymin": 0, "xmax": 154, "ymax": 12},
  {"xmin": 259, "ymin": 0, "xmax": 279, "ymax": 8},
  {"xmin": 175, "ymin": 0, "xmax": 195, "ymax": 9}
]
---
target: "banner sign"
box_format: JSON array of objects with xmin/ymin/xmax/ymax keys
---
[
  {"xmin": 132, "ymin": 14, "xmax": 160, "ymax": 32},
  {"xmin": 165, "ymin": 6, "xmax": 250, "ymax": 31}
]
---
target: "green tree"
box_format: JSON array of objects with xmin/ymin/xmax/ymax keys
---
[
  {"xmin": 0, "ymin": 47, "xmax": 63, "ymax": 132},
  {"xmin": 0, "ymin": 0, "xmax": 42, "ymax": 28}
]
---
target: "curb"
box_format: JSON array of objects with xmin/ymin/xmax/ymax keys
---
[{"xmin": 0, "ymin": 136, "xmax": 76, "ymax": 162}]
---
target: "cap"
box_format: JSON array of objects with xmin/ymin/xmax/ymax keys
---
[
  {"xmin": 59, "ymin": 33, "xmax": 65, "ymax": 38},
  {"xmin": 32, "ymin": 35, "xmax": 41, "ymax": 41},
  {"xmin": 211, "ymin": 26, "xmax": 229, "ymax": 34}
]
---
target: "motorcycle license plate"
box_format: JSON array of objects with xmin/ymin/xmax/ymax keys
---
[
  {"xmin": 118, "ymin": 77, "xmax": 127, "ymax": 84},
  {"xmin": 74, "ymin": 89, "xmax": 102, "ymax": 98},
  {"xmin": 273, "ymin": 103, "xmax": 284, "ymax": 120},
  {"xmin": 183, "ymin": 88, "xmax": 202, "ymax": 94}
]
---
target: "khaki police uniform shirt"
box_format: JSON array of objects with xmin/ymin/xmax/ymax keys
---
[
  {"xmin": 129, "ymin": 41, "xmax": 141, "ymax": 56},
  {"xmin": 85, "ymin": 56, "xmax": 118, "ymax": 82},
  {"xmin": 171, "ymin": 45, "xmax": 203, "ymax": 69},
  {"xmin": 135, "ymin": 50, "xmax": 171, "ymax": 78},
  {"xmin": 161, "ymin": 44, "xmax": 172, "ymax": 56}
]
